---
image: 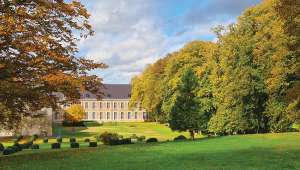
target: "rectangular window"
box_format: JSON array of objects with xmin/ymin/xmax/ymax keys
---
[
  {"xmin": 85, "ymin": 112, "xmax": 88, "ymax": 119},
  {"xmin": 92, "ymin": 102, "xmax": 95, "ymax": 109},
  {"xmin": 92, "ymin": 112, "xmax": 96, "ymax": 119},
  {"xmin": 85, "ymin": 102, "xmax": 88, "ymax": 109},
  {"xmin": 107, "ymin": 102, "xmax": 110, "ymax": 109},
  {"xmin": 121, "ymin": 102, "xmax": 124, "ymax": 109},
  {"xmin": 100, "ymin": 112, "xmax": 103, "ymax": 120},
  {"xmin": 121, "ymin": 112, "xmax": 124, "ymax": 119},
  {"xmin": 128, "ymin": 112, "xmax": 131, "ymax": 119},
  {"xmin": 135, "ymin": 112, "xmax": 138, "ymax": 119},
  {"xmin": 114, "ymin": 102, "xmax": 117, "ymax": 109},
  {"xmin": 107, "ymin": 112, "xmax": 110, "ymax": 119},
  {"xmin": 114, "ymin": 112, "xmax": 117, "ymax": 120},
  {"xmin": 143, "ymin": 112, "xmax": 147, "ymax": 120},
  {"xmin": 99, "ymin": 102, "xmax": 102, "ymax": 109}
]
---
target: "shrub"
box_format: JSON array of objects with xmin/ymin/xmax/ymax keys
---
[
  {"xmin": 43, "ymin": 138, "xmax": 48, "ymax": 143},
  {"xmin": 173, "ymin": 135, "xmax": 187, "ymax": 141},
  {"xmin": 56, "ymin": 137, "xmax": 62, "ymax": 143},
  {"xmin": 70, "ymin": 138, "xmax": 76, "ymax": 143},
  {"xmin": 3, "ymin": 148, "xmax": 14, "ymax": 155},
  {"xmin": 89, "ymin": 142, "xmax": 97, "ymax": 147},
  {"xmin": 70, "ymin": 142, "xmax": 79, "ymax": 148},
  {"xmin": 21, "ymin": 141, "xmax": 33, "ymax": 149},
  {"xmin": 51, "ymin": 143, "xmax": 61, "ymax": 149},
  {"xmin": 31, "ymin": 144, "xmax": 39, "ymax": 149},
  {"xmin": 0, "ymin": 143, "xmax": 4, "ymax": 152},
  {"xmin": 32, "ymin": 134, "xmax": 39, "ymax": 141},
  {"xmin": 99, "ymin": 132, "xmax": 119, "ymax": 145},
  {"xmin": 137, "ymin": 136, "xmax": 146, "ymax": 142},
  {"xmin": 84, "ymin": 138, "xmax": 90, "ymax": 143},
  {"xmin": 12, "ymin": 143, "xmax": 23, "ymax": 151},
  {"xmin": 146, "ymin": 138, "xmax": 158, "ymax": 143}
]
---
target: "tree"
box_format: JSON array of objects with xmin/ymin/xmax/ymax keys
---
[
  {"xmin": 0, "ymin": 0, "xmax": 106, "ymax": 129},
  {"xmin": 65, "ymin": 104, "xmax": 85, "ymax": 123},
  {"xmin": 167, "ymin": 67, "xmax": 204, "ymax": 140}
]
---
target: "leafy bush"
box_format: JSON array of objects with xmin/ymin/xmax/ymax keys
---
[
  {"xmin": 62, "ymin": 120, "xmax": 85, "ymax": 127},
  {"xmin": 89, "ymin": 142, "xmax": 97, "ymax": 147},
  {"xmin": 0, "ymin": 143, "xmax": 4, "ymax": 151},
  {"xmin": 173, "ymin": 135, "xmax": 187, "ymax": 141},
  {"xmin": 137, "ymin": 136, "xmax": 146, "ymax": 142},
  {"xmin": 84, "ymin": 138, "xmax": 90, "ymax": 143},
  {"xmin": 21, "ymin": 141, "xmax": 33, "ymax": 149},
  {"xmin": 12, "ymin": 143, "xmax": 23, "ymax": 151},
  {"xmin": 56, "ymin": 137, "xmax": 63, "ymax": 143},
  {"xmin": 31, "ymin": 144, "xmax": 39, "ymax": 149},
  {"xmin": 3, "ymin": 148, "xmax": 14, "ymax": 155},
  {"xmin": 70, "ymin": 138, "xmax": 76, "ymax": 143},
  {"xmin": 51, "ymin": 143, "xmax": 61, "ymax": 149},
  {"xmin": 99, "ymin": 132, "xmax": 119, "ymax": 145},
  {"xmin": 32, "ymin": 134, "xmax": 39, "ymax": 141},
  {"xmin": 146, "ymin": 138, "xmax": 158, "ymax": 143},
  {"xmin": 43, "ymin": 138, "xmax": 48, "ymax": 143},
  {"xmin": 70, "ymin": 142, "xmax": 79, "ymax": 148}
]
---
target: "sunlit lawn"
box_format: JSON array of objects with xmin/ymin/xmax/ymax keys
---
[{"xmin": 0, "ymin": 133, "xmax": 299, "ymax": 170}]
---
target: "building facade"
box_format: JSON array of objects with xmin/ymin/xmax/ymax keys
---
[{"xmin": 54, "ymin": 84, "xmax": 147, "ymax": 122}]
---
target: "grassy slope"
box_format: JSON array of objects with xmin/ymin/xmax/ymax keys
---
[{"xmin": 0, "ymin": 133, "xmax": 299, "ymax": 170}]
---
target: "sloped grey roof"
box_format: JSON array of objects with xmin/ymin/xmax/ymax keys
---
[{"xmin": 81, "ymin": 84, "xmax": 131, "ymax": 100}]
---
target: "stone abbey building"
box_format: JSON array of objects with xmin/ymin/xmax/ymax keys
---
[{"xmin": 54, "ymin": 84, "xmax": 147, "ymax": 122}]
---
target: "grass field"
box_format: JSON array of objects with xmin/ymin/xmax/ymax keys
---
[{"xmin": 0, "ymin": 133, "xmax": 299, "ymax": 170}]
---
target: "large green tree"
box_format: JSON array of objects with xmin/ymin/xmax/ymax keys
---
[{"xmin": 0, "ymin": 0, "xmax": 106, "ymax": 130}]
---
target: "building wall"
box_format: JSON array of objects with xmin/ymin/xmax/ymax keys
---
[{"xmin": 55, "ymin": 99, "xmax": 147, "ymax": 122}]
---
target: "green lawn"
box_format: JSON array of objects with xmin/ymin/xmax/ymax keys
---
[{"xmin": 0, "ymin": 133, "xmax": 299, "ymax": 170}]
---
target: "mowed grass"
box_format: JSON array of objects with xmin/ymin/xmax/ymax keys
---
[
  {"xmin": 0, "ymin": 133, "xmax": 299, "ymax": 170},
  {"xmin": 53, "ymin": 122, "xmax": 193, "ymax": 141}
]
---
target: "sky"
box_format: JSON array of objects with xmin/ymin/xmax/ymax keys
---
[{"xmin": 78, "ymin": 0, "xmax": 261, "ymax": 84}]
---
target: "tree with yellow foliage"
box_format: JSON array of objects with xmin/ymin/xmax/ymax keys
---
[{"xmin": 65, "ymin": 104, "xmax": 85, "ymax": 123}]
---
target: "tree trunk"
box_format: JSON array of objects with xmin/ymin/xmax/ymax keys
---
[{"xmin": 189, "ymin": 130, "xmax": 195, "ymax": 140}]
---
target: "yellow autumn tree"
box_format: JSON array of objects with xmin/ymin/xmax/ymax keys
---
[{"xmin": 65, "ymin": 104, "xmax": 85, "ymax": 123}]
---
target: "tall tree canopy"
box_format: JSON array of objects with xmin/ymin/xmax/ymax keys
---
[
  {"xmin": 130, "ymin": 0, "xmax": 300, "ymax": 135},
  {"xmin": 0, "ymin": 0, "xmax": 106, "ymax": 129}
]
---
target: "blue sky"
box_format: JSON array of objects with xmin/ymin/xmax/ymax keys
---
[{"xmin": 78, "ymin": 0, "xmax": 261, "ymax": 84}]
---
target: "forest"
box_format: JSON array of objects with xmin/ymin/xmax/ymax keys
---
[{"xmin": 129, "ymin": 0, "xmax": 300, "ymax": 137}]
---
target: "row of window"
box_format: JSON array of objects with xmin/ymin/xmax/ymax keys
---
[
  {"xmin": 85, "ymin": 112, "xmax": 147, "ymax": 120},
  {"xmin": 83, "ymin": 101, "xmax": 128, "ymax": 109}
]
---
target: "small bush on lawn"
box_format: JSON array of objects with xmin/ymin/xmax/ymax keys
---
[
  {"xmin": 99, "ymin": 132, "xmax": 119, "ymax": 145},
  {"xmin": 32, "ymin": 134, "xmax": 39, "ymax": 141},
  {"xmin": 70, "ymin": 138, "xmax": 76, "ymax": 143},
  {"xmin": 84, "ymin": 138, "xmax": 90, "ymax": 143},
  {"xmin": 70, "ymin": 142, "xmax": 79, "ymax": 148},
  {"xmin": 43, "ymin": 138, "xmax": 48, "ymax": 143},
  {"xmin": 3, "ymin": 148, "xmax": 14, "ymax": 155},
  {"xmin": 89, "ymin": 142, "xmax": 97, "ymax": 147},
  {"xmin": 146, "ymin": 138, "xmax": 158, "ymax": 143},
  {"xmin": 137, "ymin": 136, "xmax": 146, "ymax": 142},
  {"xmin": 31, "ymin": 144, "xmax": 39, "ymax": 149},
  {"xmin": 51, "ymin": 143, "xmax": 61, "ymax": 149},
  {"xmin": 21, "ymin": 141, "xmax": 33, "ymax": 149},
  {"xmin": 12, "ymin": 143, "xmax": 23, "ymax": 151},
  {"xmin": 173, "ymin": 135, "xmax": 187, "ymax": 141},
  {"xmin": 56, "ymin": 137, "xmax": 63, "ymax": 143},
  {"xmin": 0, "ymin": 143, "xmax": 4, "ymax": 151}
]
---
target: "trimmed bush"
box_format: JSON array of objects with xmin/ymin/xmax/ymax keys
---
[
  {"xmin": 56, "ymin": 137, "xmax": 63, "ymax": 143},
  {"xmin": 89, "ymin": 142, "xmax": 97, "ymax": 147},
  {"xmin": 70, "ymin": 142, "xmax": 79, "ymax": 148},
  {"xmin": 32, "ymin": 134, "xmax": 39, "ymax": 141},
  {"xmin": 84, "ymin": 138, "xmax": 90, "ymax": 143},
  {"xmin": 31, "ymin": 144, "xmax": 39, "ymax": 149},
  {"xmin": 0, "ymin": 143, "xmax": 4, "ymax": 151},
  {"xmin": 99, "ymin": 132, "xmax": 119, "ymax": 145},
  {"xmin": 70, "ymin": 138, "xmax": 76, "ymax": 143},
  {"xmin": 146, "ymin": 138, "xmax": 158, "ymax": 143},
  {"xmin": 21, "ymin": 141, "xmax": 33, "ymax": 149},
  {"xmin": 173, "ymin": 135, "xmax": 187, "ymax": 141},
  {"xmin": 3, "ymin": 148, "xmax": 14, "ymax": 155},
  {"xmin": 43, "ymin": 138, "xmax": 48, "ymax": 143},
  {"xmin": 51, "ymin": 143, "xmax": 61, "ymax": 149},
  {"xmin": 137, "ymin": 136, "xmax": 146, "ymax": 142},
  {"xmin": 12, "ymin": 143, "xmax": 22, "ymax": 151}
]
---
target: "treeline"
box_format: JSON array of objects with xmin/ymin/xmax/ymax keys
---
[{"xmin": 130, "ymin": 0, "xmax": 299, "ymax": 137}]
